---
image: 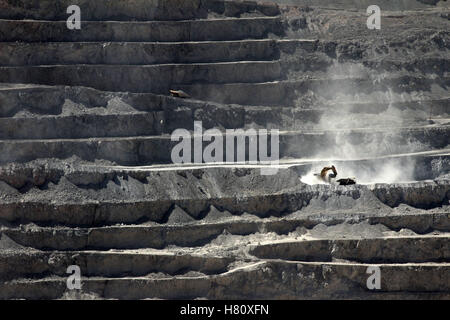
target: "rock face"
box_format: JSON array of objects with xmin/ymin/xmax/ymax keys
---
[{"xmin": 0, "ymin": 0, "xmax": 449, "ymax": 299}]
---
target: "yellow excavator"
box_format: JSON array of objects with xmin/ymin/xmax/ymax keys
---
[{"xmin": 314, "ymin": 165, "xmax": 356, "ymax": 185}]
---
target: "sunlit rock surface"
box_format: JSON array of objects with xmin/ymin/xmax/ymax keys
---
[{"xmin": 0, "ymin": 0, "xmax": 449, "ymax": 299}]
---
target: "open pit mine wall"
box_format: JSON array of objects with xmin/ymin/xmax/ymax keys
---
[{"xmin": 0, "ymin": 0, "xmax": 449, "ymax": 300}]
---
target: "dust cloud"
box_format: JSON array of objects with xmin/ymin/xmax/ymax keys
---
[{"xmin": 299, "ymin": 62, "xmax": 429, "ymax": 184}]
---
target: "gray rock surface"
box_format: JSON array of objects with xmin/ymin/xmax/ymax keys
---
[{"xmin": 0, "ymin": 0, "xmax": 448, "ymax": 299}]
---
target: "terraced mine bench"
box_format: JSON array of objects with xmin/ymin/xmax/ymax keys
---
[{"xmin": 0, "ymin": 0, "xmax": 449, "ymax": 299}]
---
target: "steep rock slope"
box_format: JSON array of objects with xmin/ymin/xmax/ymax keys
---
[{"xmin": 0, "ymin": 0, "xmax": 448, "ymax": 299}]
